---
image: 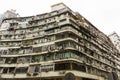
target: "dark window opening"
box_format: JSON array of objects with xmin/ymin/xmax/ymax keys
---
[
  {"xmin": 3, "ymin": 68, "xmax": 8, "ymax": 73},
  {"xmin": 55, "ymin": 63, "xmax": 70, "ymax": 70},
  {"xmin": 72, "ymin": 63, "xmax": 86, "ymax": 72},
  {"xmin": 5, "ymin": 57, "xmax": 17, "ymax": 64},
  {"xmin": 15, "ymin": 67, "xmax": 28, "ymax": 73},
  {"xmin": 8, "ymin": 67, "xmax": 15, "ymax": 73}
]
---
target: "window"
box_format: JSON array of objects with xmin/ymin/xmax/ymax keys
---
[
  {"xmin": 0, "ymin": 49, "xmax": 9, "ymax": 55},
  {"xmin": 8, "ymin": 67, "xmax": 15, "ymax": 73},
  {"xmin": 40, "ymin": 64, "xmax": 54, "ymax": 72},
  {"xmin": 28, "ymin": 65, "xmax": 40, "ymax": 73},
  {"xmin": 55, "ymin": 63, "xmax": 70, "ymax": 70},
  {"xmin": 3, "ymin": 68, "xmax": 8, "ymax": 73},
  {"xmin": 33, "ymin": 47, "xmax": 42, "ymax": 53},
  {"xmin": 0, "ymin": 58, "xmax": 5, "ymax": 64},
  {"xmin": 5, "ymin": 57, "xmax": 17, "ymax": 64},
  {"xmin": 72, "ymin": 63, "xmax": 86, "ymax": 72},
  {"xmin": 31, "ymin": 55, "xmax": 41, "ymax": 62},
  {"xmin": 17, "ymin": 57, "xmax": 31, "ymax": 63},
  {"xmin": 16, "ymin": 67, "xmax": 28, "ymax": 73}
]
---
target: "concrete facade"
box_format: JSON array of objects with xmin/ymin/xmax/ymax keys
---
[{"xmin": 0, "ymin": 3, "xmax": 120, "ymax": 80}]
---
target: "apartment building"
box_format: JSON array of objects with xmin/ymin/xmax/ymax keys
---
[{"xmin": 0, "ymin": 3, "xmax": 120, "ymax": 80}]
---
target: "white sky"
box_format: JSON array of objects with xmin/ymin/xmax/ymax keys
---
[{"xmin": 0, "ymin": 0, "xmax": 120, "ymax": 35}]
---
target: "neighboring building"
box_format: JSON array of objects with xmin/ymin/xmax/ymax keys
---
[
  {"xmin": 0, "ymin": 9, "xmax": 19, "ymax": 30},
  {"xmin": 109, "ymin": 32, "xmax": 120, "ymax": 52},
  {"xmin": 108, "ymin": 32, "xmax": 120, "ymax": 78},
  {"xmin": 0, "ymin": 14, "xmax": 5, "ymax": 26},
  {"xmin": 3, "ymin": 9, "xmax": 18, "ymax": 18},
  {"xmin": 0, "ymin": 3, "xmax": 120, "ymax": 80}
]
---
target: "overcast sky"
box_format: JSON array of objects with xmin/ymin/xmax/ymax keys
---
[{"xmin": 0, "ymin": 0, "xmax": 120, "ymax": 35}]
